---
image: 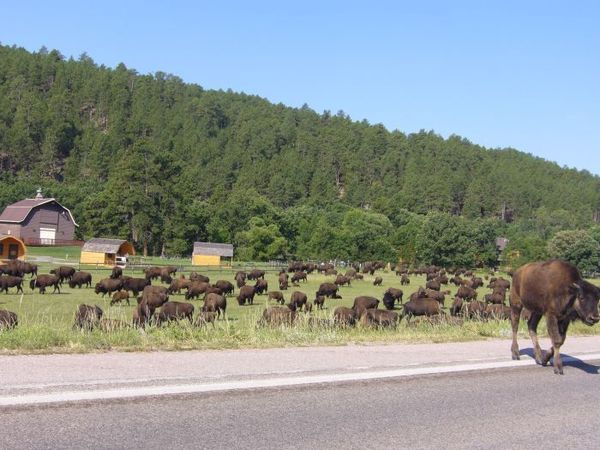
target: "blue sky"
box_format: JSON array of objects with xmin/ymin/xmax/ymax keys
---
[{"xmin": 2, "ymin": 1, "xmax": 599, "ymax": 174}]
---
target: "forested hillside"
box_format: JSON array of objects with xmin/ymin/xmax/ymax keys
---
[{"xmin": 1, "ymin": 44, "xmax": 599, "ymax": 267}]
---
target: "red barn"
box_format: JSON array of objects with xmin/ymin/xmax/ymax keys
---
[{"xmin": 0, "ymin": 189, "xmax": 77, "ymax": 245}]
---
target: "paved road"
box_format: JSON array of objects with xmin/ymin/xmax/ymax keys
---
[{"xmin": 1, "ymin": 359, "xmax": 599, "ymax": 449}]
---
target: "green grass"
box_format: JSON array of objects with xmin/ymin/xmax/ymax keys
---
[
  {"xmin": 26, "ymin": 245, "xmax": 82, "ymax": 260},
  {"xmin": 0, "ymin": 255, "xmax": 599, "ymax": 354}
]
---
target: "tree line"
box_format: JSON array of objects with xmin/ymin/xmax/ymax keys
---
[{"xmin": 0, "ymin": 44, "xmax": 599, "ymax": 269}]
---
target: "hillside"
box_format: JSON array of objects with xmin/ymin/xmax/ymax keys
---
[{"xmin": 0, "ymin": 44, "xmax": 599, "ymax": 265}]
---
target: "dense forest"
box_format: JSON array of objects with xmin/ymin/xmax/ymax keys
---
[{"xmin": 1, "ymin": 44, "xmax": 599, "ymax": 268}]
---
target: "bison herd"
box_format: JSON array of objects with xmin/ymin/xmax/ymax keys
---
[{"xmin": 1, "ymin": 258, "xmax": 599, "ymax": 375}]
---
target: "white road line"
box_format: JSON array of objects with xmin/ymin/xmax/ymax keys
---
[{"xmin": 1, "ymin": 352, "xmax": 599, "ymax": 407}]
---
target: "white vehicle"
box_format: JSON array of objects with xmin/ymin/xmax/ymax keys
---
[{"xmin": 115, "ymin": 256, "xmax": 128, "ymax": 268}]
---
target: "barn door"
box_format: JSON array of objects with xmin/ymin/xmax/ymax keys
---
[{"xmin": 39, "ymin": 227, "xmax": 56, "ymax": 245}]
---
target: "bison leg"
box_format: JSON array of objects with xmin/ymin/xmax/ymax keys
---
[
  {"xmin": 510, "ymin": 304, "xmax": 522, "ymax": 360},
  {"xmin": 544, "ymin": 316, "xmax": 569, "ymax": 375},
  {"xmin": 527, "ymin": 312, "xmax": 544, "ymax": 365}
]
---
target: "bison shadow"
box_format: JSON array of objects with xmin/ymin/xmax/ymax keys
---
[{"xmin": 519, "ymin": 348, "xmax": 600, "ymax": 374}]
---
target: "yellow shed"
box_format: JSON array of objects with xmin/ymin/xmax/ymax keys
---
[
  {"xmin": 192, "ymin": 242, "xmax": 233, "ymax": 267},
  {"xmin": 0, "ymin": 235, "xmax": 26, "ymax": 261},
  {"xmin": 80, "ymin": 238, "xmax": 135, "ymax": 266}
]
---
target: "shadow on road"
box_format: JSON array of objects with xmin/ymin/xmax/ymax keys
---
[{"xmin": 520, "ymin": 348, "xmax": 600, "ymax": 374}]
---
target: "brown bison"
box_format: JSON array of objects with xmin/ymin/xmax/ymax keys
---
[
  {"xmin": 260, "ymin": 306, "xmax": 296, "ymax": 326},
  {"xmin": 214, "ymin": 280, "xmax": 234, "ymax": 296},
  {"xmin": 254, "ymin": 279, "xmax": 268, "ymax": 295},
  {"xmin": 483, "ymin": 304, "xmax": 511, "ymax": 321},
  {"xmin": 456, "ymin": 285, "xmax": 478, "ymax": 301},
  {"xmin": 400, "ymin": 274, "xmax": 410, "ymax": 285},
  {"xmin": 333, "ymin": 306, "xmax": 357, "ymax": 326},
  {"xmin": 372, "ymin": 276, "xmax": 383, "ymax": 286},
  {"xmin": 156, "ymin": 301, "xmax": 194, "ymax": 325},
  {"xmin": 202, "ymin": 293, "xmax": 227, "ymax": 319},
  {"xmin": 352, "ymin": 296, "xmax": 380, "ymax": 319},
  {"xmin": 122, "ymin": 277, "xmax": 150, "ymax": 297},
  {"xmin": 0, "ymin": 309, "xmax": 18, "ymax": 330},
  {"xmin": 314, "ymin": 295, "xmax": 325, "ymax": 310},
  {"xmin": 74, "ymin": 304, "xmax": 103, "ymax": 330},
  {"xmin": 31, "ymin": 275, "xmax": 61, "ymax": 294},
  {"xmin": 143, "ymin": 266, "xmax": 163, "ymax": 281},
  {"xmin": 234, "ymin": 271, "xmax": 247, "ymax": 288},
  {"xmin": 385, "ymin": 288, "xmax": 404, "ymax": 305},
  {"xmin": 450, "ymin": 298, "xmax": 485, "ymax": 319},
  {"xmin": 185, "ymin": 281, "xmax": 210, "ymax": 300},
  {"xmin": 401, "ymin": 298, "xmax": 442, "ymax": 322},
  {"xmin": 510, "ymin": 260, "xmax": 600, "ymax": 374},
  {"xmin": 316, "ymin": 282, "xmax": 341, "ymax": 299},
  {"xmin": 68, "ymin": 271, "xmax": 93, "ymax": 289},
  {"xmin": 267, "ymin": 291, "xmax": 285, "ymax": 305},
  {"xmin": 278, "ymin": 272, "xmax": 289, "ymax": 290},
  {"xmin": 360, "ymin": 309, "xmax": 399, "ymax": 328},
  {"xmin": 110, "ymin": 290, "xmax": 130, "ymax": 306},
  {"xmin": 237, "ymin": 285, "xmax": 256, "ymax": 306},
  {"xmin": 190, "ymin": 272, "xmax": 210, "ymax": 283},
  {"xmin": 334, "ymin": 275, "xmax": 352, "ymax": 287},
  {"xmin": 168, "ymin": 278, "xmax": 192, "ymax": 294},
  {"xmin": 290, "ymin": 291, "xmax": 309, "ymax": 312},
  {"xmin": 0, "ymin": 275, "xmax": 23, "ymax": 294},
  {"xmin": 247, "ymin": 269, "xmax": 265, "ymax": 280},
  {"xmin": 110, "ymin": 266, "xmax": 123, "ymax": 279},
  {"xmin": 49, "ymin": 266, "xmax": 76, "ymax": 285},
  {"xmin": 94, "ymin": 278, "xmax": 124, "ymax": 297},
  {"xmin": 291, "ymin": 271, "xmax": 308, "ymax": 283}
]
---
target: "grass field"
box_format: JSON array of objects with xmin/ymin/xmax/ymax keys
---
[{"xmin": 1, "ymin": 248, "xmax": 599, "ymax": 354}]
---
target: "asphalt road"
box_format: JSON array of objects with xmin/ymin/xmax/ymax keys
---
[{"xmin": 2, "ymin": 359, "xmax": 599, "ymax": 450}]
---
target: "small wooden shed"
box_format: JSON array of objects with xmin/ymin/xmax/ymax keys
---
[
  {"xmin": 80, "ymin": 238, "xmax": 135, "ymax": 266},
  {"xmin": 192, "ymin": 242, "xmax": 233, "ymax": 266},
  {"xmin": 0, "ymin": 235, "xmax": 26, "ymax": 261}
]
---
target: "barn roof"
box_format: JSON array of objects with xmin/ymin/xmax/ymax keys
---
[
  {"xmin": 82, "ymin": 238, "xmax": 129, "ymax": 254},
  {"xmin": 0, "ymin": 198, "xmax": 78, "ymax": 226},
  {"xmin": 193, "ymin": 242, "xmax": 234, "ymax": 257}
]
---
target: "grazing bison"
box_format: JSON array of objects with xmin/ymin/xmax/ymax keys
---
[
  {"xmin": 291, "ymin": 271, "xmax": 308, "ymax": 283},
  {"xmin": 425, "ymin": 279, "xmax": 440, "ymax": 291},
  {"xmin": 483, "ymin": 304, "xmax": 511, "ymax": 321},
  {"xmin": 352, "ymin": 296, "xmax": 380, "ymax": 319},
  {"xmin": 372, "ymin": 276, "xmax": 383, "ymax": 286},
  {"xmin": 110, "ymin": 266, "xmax": 123, "ymax": 279},
  {"xmin": 334, "ymin": 275, "xmax": 352, "ymax": 287},
  {"xmin": 156, "ymin": 301, "xmax": 194, "ymax": 325},
  {"xmin": 195, "ymin": 311, "xmax": 217, "ymax": 327},
  {"xmin": 190, "ymin": 272, "xmax": 210, "ymax": 283},
  {"xmin": 30, "ymin": 275, "xmax": 61, "ymax": 294},
  {"xmin": 510, "ymin": 260, "xmax": 600, "ymax": 374},
  {"xmin": 0, "ymin": 309, "xmax": 18, "ymax": 330},
  {"xmin": 68, "ymin": 271, "xmax": 92, "ymax": 289},
  {"xmin": 360, "ymin": 309, "xmax": 399, "ymax": 328},
  {"xmin": 74, "ymin": 304, "xmax": 103, "ymax": 330},
  {"xmin": 382, "ymin": 291, "xmax": 396, "ymax": 310},
  {"xmin": 333, "ymin": 306, "xmax": 357, "ymax": 326},
  {"xmin": 234, "ymin": 271, "xmax": 247, "ymax": 288},
  {"xmin": 237, "ymin": 285, "xmax": 256, "ymax": 306},
  {"xmin": 400, "ymin": 274, "xmax": 410, "ymax": 285},
  {"xmin": 254, "ymin": 279, "xmax": 268, "ymax": 295},
  {"xmin": 484, "ymin": 292, "xmax": 505, "ymax": 305},
  {"xmin": 385, "ymin": 288, "xmax": 404, "ymax": 304},
  {"xmin": 122, "ymin": 277, "xmax": 150, "ymax": 296},
  {"xmin": 94, "ymin": 278, "xmax": 124, "ymax": 297},
  {"xmin": 185, "ymin": 281, "xmax": 210, "ymax": 300},
  {"xmin": 110, "ymin": 290, "xmax": 130, "ymax": 306},
  {"xmin": 290, "ymin": 291, "xmax": 309, "ymax": 312},
  {"xmin": 488, "ymin": 277, "xmax": 510, "ymax": 291},
  {"xmin": 456, "ymin": 285, "xmax": 478, "ymax": 301},
  {"xmin": 1, "ymin": 260, "xmax": 37, "ymax": 277},
  {"xmin": 316, "ymin": 282, "xmax": 341, "ymax": 299},
  {"xmin": 143, "ymin": 266, "xmax": 163, "ymax": 281},
  {"xmin": 268, "ymin": 291, "xmax": 285, "ymax": 305},
  {"xmin": 214, "ymin": 280, "xmax": 234, "ymax": 296},
  {"xmin": 401, "ymin": 298, "xmax": 442, "ymax": 322},
  {"xmin": 314, "ymin": 295, "xmax": 325, "ymax": 310},
  {"xmin": 49, "ymin": 266, "xmax": 76, "ymax": 285},
  {"xmin": 450, "ymin": 298, "xmax": 485, "ymax": 319},
  {"xmin": 247, "ymin": 269, "xmax": 265, "ymax": 281},
  {"xmin": 260, "ymin": 306, "xmax": 296, "ymax": 326},
  {"xmin": 168, "ymin": 278, "xmax": 192, "ymax": 294},
  {"xmin": 203, "ymin": 293, "xmax": 227, "ymax": 318},
  {"xmin": 0, "ymin": 275, "xmax": 23, "ymax": 294},
  {"xmin": 345, "ymin": 268, "xmax": 357, "ymax": 279}
]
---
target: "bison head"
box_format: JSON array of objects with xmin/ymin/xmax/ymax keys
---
[{"xmin": 572, "ymin": 281, "xmax": 600, "ymax": 326}]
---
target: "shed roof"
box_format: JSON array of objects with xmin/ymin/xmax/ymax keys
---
[
  {"xmin": 82, "ymin": 238, "xmax": 129, "ymax": 254},
  {"xmin": 0, "ymin": 198, "xmax": 78, "ymax": 226},
  {"xmin": 193, "ymin": 242, "xmax": 234, "ymax": 257}
]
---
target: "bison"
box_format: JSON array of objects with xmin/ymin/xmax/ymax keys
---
[
  {"xmin": 122, "ymin": 277, "xmax": 150, "ymax": 297},
  {"xmin": 291, "ymin": 271, "xmax": 308, "ymax": 283},
  {"xmin": 247, "ymin": 269, "xmax": 265, "ymax": 280},
  {"xmin": 333, "ymin": 306, "xmax": 357, "ymax": 326},
  {"xmin": 94, "ymin": 278, "xmax": 124, "ymax": 297},
  {"xmin": 0, "ymin": 275, "xmax": 23, "ymax": 294},
  {"xmin": 401, "ymin": 298, "xmax": 442, "ymax": 322},
  {"xmin": 360, "ymin": 309, "xmax": 399, "ymax": 328},
  {"xmin": 68, "ymin": 271, "xmax": 92, "ymax": 289},
  {"xmin": 316, "ymin": 282, "xmax": 341, "ymax": 299},
  {"xmin": 268, "ymin": 291, "xmax": 285, "ymax": 305},
  {"xmin": 290, "ymin": 291, "xmax": 309, "ymax": 312},
  {"xmin": 0, "ymin": 309, "xmax": 18, "ymax": 330},
  {"xmin": 254, "ymin": 279, "xmax": 268, "ymax": 295},
  {"xmin": 30, "ymin": 275, "xmax": 61, "ymax": 294},
  {"xmin": 260, "ymin": 306, "xmax": 296, "ymax": 326},
  {"xmin": 352, "ymin": 296, "xmax": 380, "ymax": 319},
  {"xmin": 49, "ymin": 266, "xmax": 76, "ymax": 285},
  {"xmin": 110, "ymin": 266, "xmax": 123, "ymax": 279},
  {"xmin": 110, "ymin": 290, "xmax": 130, "ymax": 306},
  {"xmin": 74, "ymin": 304, "xmax": 103, "ymax": 330},
  {"xmin": 237, "ymin": 285, "xmax": 256, "ymax": 306},
  {"xmin": 203, "ymin": 293, "xmax": 227, "ymax": 318},
  {"xmin": 334, "ymin": 275, "xmax": 352, "ymax": 287},
  {"xmin": 214, "ymin": 280, "xmax": 234, "ymax": 296},
  {"xmin": 156, "ymin": 301, "xmax": 194, "ymax": 325},
  {"xmin": 509, "ymin": 260, "xmax": 600, "ymax": 374}
]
